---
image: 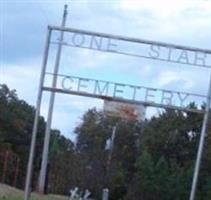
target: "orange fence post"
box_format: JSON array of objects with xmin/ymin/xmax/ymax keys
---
[
  {"xmin": 13, "ymin": 157, "xmax": 20, "ymax": 187},
  {"xmin": 1, "ymin": 151, "xmax": 9, "ymax": 183}
]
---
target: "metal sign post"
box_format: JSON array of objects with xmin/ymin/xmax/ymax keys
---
[
  {"xmin": 189, "ymin": 73, "xmax": 211, "ymax": 200},
  {"xmin": 24, "ymin": 27, "xmax": 52, "ymax": 200},
  {"xmin": 107, "ymin": 125, "xmax": 117, "ymax": 169},
  {"xmin": 37, "ymin": 5, "xmax": 68, "ymax": 193}
]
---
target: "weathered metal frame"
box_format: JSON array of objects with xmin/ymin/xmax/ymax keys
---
[
  {"xmin": 24, "ymin": 27, "xmax": 52, "ymax": 200},
  {"xmin": 37, "ymin": 6, "xmax": 68, "ymax": 194},
  {"xmin": 50, "ymin": 26, "xmax": 211, "ymax": 55},
  {"xmin": 43, "ymin": 71, "xmax": 206, "ymax": 114},
  {"xmin": 24, "ymin": 24, "xmax": 211, "ymax": 200},
  {"xmin": 50, "ymin": 25, "xmax": 211, "ymax": 69}
]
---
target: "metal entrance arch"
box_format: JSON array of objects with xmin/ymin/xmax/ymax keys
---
[{"xmin": 24, "ymin": 18, "xmax": 211, "ymax": 200}]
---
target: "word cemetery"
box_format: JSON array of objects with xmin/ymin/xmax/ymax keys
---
[{"xmin": 44, "ymin": 73, "xmax": 206, "ymax": 114}]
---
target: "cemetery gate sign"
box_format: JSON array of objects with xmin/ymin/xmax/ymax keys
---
[{"xmin": 24, "ymin": 7, "xmax": 211, "ymax": 200}]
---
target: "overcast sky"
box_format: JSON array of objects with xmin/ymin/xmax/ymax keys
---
[{"xmin": 1, "ymin": 0, "xmax": 211, "ymax": 140}]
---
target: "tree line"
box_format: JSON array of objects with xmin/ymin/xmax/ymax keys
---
[{"xmin": 0, "ymin": 84, "xmax": 211, "ymax": 199}]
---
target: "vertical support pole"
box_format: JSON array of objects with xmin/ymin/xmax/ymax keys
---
[
  {"xmin": 105, "ymin": 124, "xmax": 117, "ymax": 191},
  {"xmin": 107, "ymin": 125, "xmax": 117, "ymax": 169},
  {"xmin": 24, "ymin": 27, "xmax": 52, "ymax": 200},
  {"xmin": 189, "ymin": 72, "xmax": 211, "ymax": 200},
  {"xmin": 1, "ymin": 151, "xmax": 9, "ymax": 183},
  {"xmin": 104, "ymin": 125, "xmax": 117, "ymax": 200},
  {"xmin": 38, "ymin": 4, "xmax": 68, "ymax": 194}
]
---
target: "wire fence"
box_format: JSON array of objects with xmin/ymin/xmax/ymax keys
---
[{"xmin": 0, "ymin": 150, "xmax": 21, "ymax": 187}]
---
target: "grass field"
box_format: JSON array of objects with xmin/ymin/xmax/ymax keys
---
[{"xmin": 0, "ymin": 184, "xmax": 67, "ymax": 200}]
